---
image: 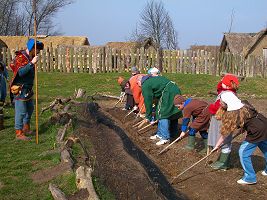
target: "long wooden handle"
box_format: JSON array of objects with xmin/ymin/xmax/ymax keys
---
[
  {"xmin": 171, "ymin": 150, "xmax": 215, "ymax": 183},
  {"xmin": 33, "ymin": 0, "xmax": 39, "ymax": 144},
  {"xmin": 158, "ymin": 137, "xmax": 182, "ymax": 155}
]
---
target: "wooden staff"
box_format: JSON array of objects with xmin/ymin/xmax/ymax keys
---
[{"xmin": 33, "ymin": 0, "xmax": 39, "ymax": 144}]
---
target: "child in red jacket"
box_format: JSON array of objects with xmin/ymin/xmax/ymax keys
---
[{"xmin": 208, "ymin": 74, "xmax": 239, "ymax": 170}]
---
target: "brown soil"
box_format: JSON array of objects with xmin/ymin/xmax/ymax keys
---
[
  {"xmin": 75, "ymin": 99, "xmax": 267, "ymax": 200},
  {"xmin": 31, "ymin": 162, "xmax": 72, "ymax": 184}
]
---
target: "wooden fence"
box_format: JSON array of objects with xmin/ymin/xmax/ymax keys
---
[{"xmin": 1, "ymin": 46, "xmax": 266, "ymax": 78}]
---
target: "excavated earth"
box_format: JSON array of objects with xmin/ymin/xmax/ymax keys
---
[{"xmin": 75, "ymin": 98, "xmax": 267, "ymax": 200}]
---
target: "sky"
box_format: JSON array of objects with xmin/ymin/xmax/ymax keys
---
[{"xmin": 55, "ymin": 0, "xmax": 267, "ymax": 49}]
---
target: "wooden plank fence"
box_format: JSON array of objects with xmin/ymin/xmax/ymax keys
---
[{"xmin": 1, "ymin": 47, "xmax": 266, "ymax": 78}]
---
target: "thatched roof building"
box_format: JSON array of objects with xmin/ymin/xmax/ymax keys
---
[
  {"xmin": 105, "ymin": 38, "xmax": 156, "ymax": 52},
  {"xmin": 190, "ymin": 45, "xmax": 220, "ymax": 57},
  {"xmin": 0, "ymin": 35, "xmax": 89, "ymax": 50},
  {"xmin": 105, "ymin": 42, "xmax": 139, "ymax": 52},
  {"xmin": 243, "ymin": 28, "xmax": 267, "ymax": 58},
  {"xmin": 220, "ymin": 33, "xmax": 256, "ymax": 54},
  {"xmin": 220, "ymin": 28, "xmax": 267, "ymax": 58}
]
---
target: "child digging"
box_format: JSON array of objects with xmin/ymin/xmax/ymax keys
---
[{"xmin": 174, "ymin": 95, "xmax": 211, "ymax": 154}]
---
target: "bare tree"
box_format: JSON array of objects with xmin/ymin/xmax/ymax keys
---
[
  {"xmin": 23, "ymin": 0, "xmax": 74, "ymax": 35},
  {"xmin": 131, "ymin": 0, "xmax": 178, "ymax": 71},
  {"xmin": 132, "ymin": 0, "xmax": 178, "ymax": 50},
  {"xmin": 0, "ymin": 0, "xmax": 73, "ymax": 36}
]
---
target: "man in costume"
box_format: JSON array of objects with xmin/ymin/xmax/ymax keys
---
[{"xmin": 10, "ymin": 38, "xmax": 44, "ymax": 140}]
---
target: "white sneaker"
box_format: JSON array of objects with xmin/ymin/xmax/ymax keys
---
[
  {"xmin": 150, "ymin": 134, "xmax": 162, "ymax": 140},
  {"xmin": 237, "ymin": 179, "xmax": 256, "ymax": 185},
  {"xmin": 262, "ymin": 171, "xmax": 267, "ymax": 176},
  {"xmin": 156, "ymin": 139, "xmax": 169, "ymax": 146}
]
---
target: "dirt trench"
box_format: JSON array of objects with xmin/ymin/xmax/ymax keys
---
[
  {"xmin": 75, "ymin": 102, "xmax": 187, "ymax": 200},
  {"xmin": 76, "ymin": 99, "xmax": 267, "ymax": 200}
]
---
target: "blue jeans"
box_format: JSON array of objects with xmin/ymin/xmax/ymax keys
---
[
  {"xmin": 189, "ymin": 128, "xmax": 208, "ymax": 139},
  {"xmin": 157, "ymin": 119, "xmax": 178, "ymax": 140},
  {"xmin": 239, "ymin": 140, "xmax": 267, "ymax": 182},
  {"xmin": 15, "ymin": 99, "xmax": 34, "ymax": 130},
  {"xmin": 0, "ymin": 76, "xmax": 7, "ymax": 102}
]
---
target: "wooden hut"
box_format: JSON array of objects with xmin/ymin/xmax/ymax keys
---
[
  {"xmin": 220, "ymin": 28, "xmax": 267, "ymax": 59},
  {"xmin": 0, "ymin": 35, "xmax": 90, "ymax": 50}
]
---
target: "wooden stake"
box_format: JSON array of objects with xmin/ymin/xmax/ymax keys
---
[{"xmin": 33, "ymin": 0, "xmax": 39, "ymax": 144}]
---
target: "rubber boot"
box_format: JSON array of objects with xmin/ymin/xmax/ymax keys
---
[
  {"xmin": 22, "ymin": 123, "xmax": 33, "ymax": 135},
  {"xmin": 16, "ymin": 130, "xmax": 31, "ymax": 141},
  {"xmin": 210, "ymin": 152, "xmax": 230, "ymax": 170},
  {"xmin": 199, "ymin": 139, "xmax": 208, "ymax": 155},
  {"xmin": 185, "ymin": 136, "xmax": 195, "ymax": 150}
]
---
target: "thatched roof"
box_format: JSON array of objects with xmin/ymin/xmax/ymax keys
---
[
  {"xmin": 243, "ymin": 28, "xmax": 267, "ymax": 58},
  {"xmin": 105, "ymin": 42, "xmax": 139, "ymax": 51},
  {"xmin": 190, "ymin": 45, "xmax": 220, "ymax": 57},
  {"xmin": 220, "ymin": 32, "xmax": 256, "ymax": 54},
  {"xmin": 0, "ymin": 35, "xmax": 90, "ymax": 50}
]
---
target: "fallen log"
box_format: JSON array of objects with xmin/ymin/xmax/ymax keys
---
[
  {"xmin": 49, "ymin": 183, "xmax": 68, "ymax": 200},
  {"xmin": 41, "ymin": 98, "xmax": 61, "ymax": 114},
  {"xmin": 60, "ymin": 149, "xmax": 74, "ymax": 168},
  {"xmin": 76, "ymin": 166, "xmax": 99, "ymax": 200},
  {"xmin": 56, "ymin": 119, "xmax": 72, "ymax": 143}
]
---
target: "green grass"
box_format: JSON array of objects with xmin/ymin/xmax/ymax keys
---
[{"xmin": 0, "ymin": 72, "xmax": 267, "ymax": 200}]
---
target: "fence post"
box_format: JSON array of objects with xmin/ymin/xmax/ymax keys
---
[
  {"xmin": 139, "ymin": 47, "xmax": 144, "ymax": 72},
  {"xmin": 167, "ymin": 50, "xmax": 171, "ymax": 73},
  {"xmin": 117, "ymin": 50, "xmax": 122, "ymax": 73},
  {"xmin": 7, "ymin": 48, "xmax": 11, "ymax": 67},
  {"xmin": 62, "ymin": 48, "xmax": 66, "ymax": 73},
  {"xmin": 69, "ymin": 47, "xmax": 74, "ymax": 73},
  {"xmin": 38, "ymin": 50, "xmax": 42, "ymax": 71},
  {"xmin": 87, "ymin": 48, "xmax": 92, "ymax": 74},
  {"xmin": 42, "ymin": 50, "xmax": 47, "ymax": 72},
  {"xmin": 2, "ymin": 47, "xmax": 7, "ymax": 65}
]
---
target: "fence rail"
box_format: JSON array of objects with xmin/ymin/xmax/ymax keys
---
[{"xmin": 1, "ymin": 47, "xmax": 266, "ymax": 78}]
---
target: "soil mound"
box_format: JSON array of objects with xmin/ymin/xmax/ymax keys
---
[{"xmin": 76, "ymin": 102, "xmax": 187, "ymax": 200}]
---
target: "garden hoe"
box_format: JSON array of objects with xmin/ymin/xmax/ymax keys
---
[
  {"xmin": 137, "ymin": 119, "xmax": 148, "ymax": 129},
  {"xmin": 138, "ymin": 121, "xmax": 158, "ymax": 132},
  {"xmin": 113, "ymin": 92, "xmax": 125, "ymax": 108},
  {"xmin": 158, "ymin": 135, "xmax": 186, "ymax": 155},
  {"xmin": 133, "ymin": 119, "xmax": 146, "ymax": 128},
  {"xmin": 171, "ymin": 132, "xmax": 241, "ymax": 184},
  {"xmin": 171, "ymin": 149, "xmax": 216, "ymax": 184}
]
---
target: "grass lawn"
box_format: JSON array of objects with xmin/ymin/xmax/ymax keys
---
[{"xmin": 0, "ymin": 72, "xmax": 266, "ymax": 200}]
